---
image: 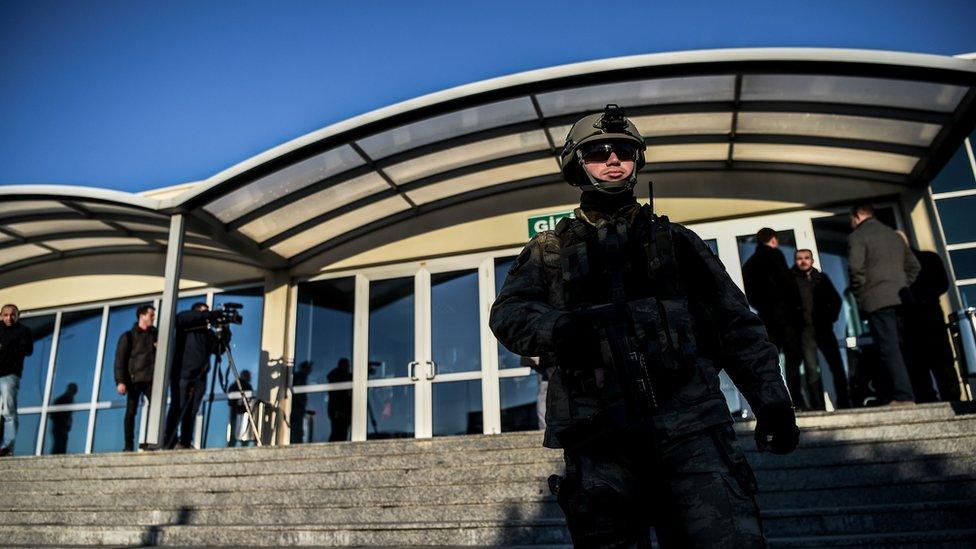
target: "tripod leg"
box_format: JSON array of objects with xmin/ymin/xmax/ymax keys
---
[{"xmin": 224, "ymin": 347, "xmax": 262, "ymax": 446}]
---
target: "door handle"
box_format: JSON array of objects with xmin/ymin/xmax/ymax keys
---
[
  {"xmin": 408, "ymin": 361, "xmax": 420, "ymax": 381},
  {"xmin": 426, "ymin": 360, "xmax": 437, "ymax": 380}
]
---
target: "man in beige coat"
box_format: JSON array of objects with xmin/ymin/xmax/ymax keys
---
[{"xmin": 848, "ymin": 203, "xmax": 921, "ymax": 405}]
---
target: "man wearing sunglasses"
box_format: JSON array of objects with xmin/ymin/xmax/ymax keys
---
[{"xmin": 491, "ymin": 105, "xmax": 797, "ymax": 548}]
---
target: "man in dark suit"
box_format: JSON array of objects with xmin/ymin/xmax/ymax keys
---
[
  {"xmin": 792, "ymin": 249, "xmax": 849, "ymax": 409},
  {"xmin": 848, "ymin": 204, "xmax": 920, "ymax": 405},
  {"xmin": 743, "ymin": 227, "xmax": 805, "ymax": 406}
]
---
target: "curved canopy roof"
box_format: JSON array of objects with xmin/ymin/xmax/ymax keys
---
[{"xmin": 3, "ymin": 48, "xmax": 976, "ymax": 276}]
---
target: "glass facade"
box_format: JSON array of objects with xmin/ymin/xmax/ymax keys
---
[
  {"xmin": 15, "ymin": 286, "xmax": 264, "ymax": 455},
  {"xmin": 932, "ymin": 135, "xmax": 976, "ymax": 307}
]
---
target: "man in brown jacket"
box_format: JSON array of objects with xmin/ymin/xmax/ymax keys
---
[{"xmin": 848, "ymin": 203, "xmax": 921, "ymax": 405}]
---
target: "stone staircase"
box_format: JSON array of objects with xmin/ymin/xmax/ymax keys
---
[{"xmin": 0, "ymin": 403, "xmax": 974, "ymax": 547}]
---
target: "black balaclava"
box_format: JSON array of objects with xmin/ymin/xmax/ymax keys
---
[{"xmin": 579, "ymin": 189, "xmax": 637, "ymax": 216}]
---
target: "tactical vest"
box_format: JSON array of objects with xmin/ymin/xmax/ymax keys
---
[{"xmin": 553, "ymin": 205, "xmax": 701, "ymax": 445}]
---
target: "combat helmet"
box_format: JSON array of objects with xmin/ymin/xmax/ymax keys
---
[{"xmin": 559, "ymin": 104, "xmax": 646, "ymax": 193}]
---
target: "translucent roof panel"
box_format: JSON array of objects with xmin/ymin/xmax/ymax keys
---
[
  {"xmin": 5, "ymin": 219, "xmax": 113, "ymax": 237},
  {"xmin": 204, "ymin": 144, "xmax": 366, "ymax": 223},
  {"xmin": 78, "ymin": 202, "xmax": 165, "ymax": 217},
  {"xmin": 356, "ymin": 97, "xmax": 538, "ymax": 160},
  {"xmin": 0, "ymin": 200, "xmax": 72, "ymax": 217},
  {"xmin": 536, "ymin": 76, "xmax": 737, "ymax": 117},
  {"xmin": 45, "ymin": 237, "xmax": 148, "ymax": 252},
  {"xmin": 383, "ymin": 130, "xmax": 551, "ymax": 185},
  {"xmin": 238, "ymin": 171, "xmax": 391, "ymax": 242},
  {"xmin": 740, "ymin": 75, "xmax": 968, "ymax": 113},
  {"xmin": 548, "ymin": 112, "xmax": 735, "ymax": 144},
  {"xmin": 269, "ymin": 195, "xmax": 413, "ymax": 258},
  {"xmin": 733, "ymin": 143, "xmax": 919, "ymax": 174},
  {"xmin": 645, "ymin": 143, "xmax": 730, "ymax": 163},
  {"xmin": 405, "ymin": 158, "xmax": 560, "ymax": 206},
  {"xmin": 736, "ymin": 112, "xmax": 942, "ymax": 146},
  {"xmin": 1, "ymin": 244, "xmax": 51, "ymax": 266}
]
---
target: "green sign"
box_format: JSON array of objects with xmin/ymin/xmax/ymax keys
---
[{"xmin": 528, "ymin": 211, "xmax": 574, "ymax": 238}]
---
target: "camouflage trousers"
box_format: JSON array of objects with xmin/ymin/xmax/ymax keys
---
[{"xmin": 558, "ymin": 425, "xmax": 765, "ymax": 548}]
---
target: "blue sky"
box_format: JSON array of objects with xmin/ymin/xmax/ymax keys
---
[{"xmin": 2, "ymin": 0, "xmax": 975, "ymax": 192}]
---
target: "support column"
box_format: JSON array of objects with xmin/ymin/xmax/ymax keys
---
[
  {"xmin": 146, "ymin": 214, "xmax": 185, "ymax": 446},
  {"xmin": 257, "ymin": 270, "xmax": 294, "ymax": 445}
]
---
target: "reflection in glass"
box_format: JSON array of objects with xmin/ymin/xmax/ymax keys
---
[
  {"xmin": 51, "ymin": 310, "xmax": 101, "ymax": 408},
  {"xmin": 12, "ymin": 413, "xmax": 39, "ymax": 456},
  {"xmin": 703, "ymin": 239, "xmax": 718, "ymax": 256},
  {"xmin": 811, "ymin": 216, "xmax": 854, "ymax": 342},
  {"xmin": 290, "ymin": 388, "xmax": 352, "ymax": 444},
  {"xmin": 200, "ymin": 396, "xmax": 231, "ymax": 449},
  {"xmin": 937, "ymin": 195, "xmax": 976, "ymax": 245},
  {"xmin": 44, "ymin": 408, "xmax": 88, "ymax": 455},
  {"xmin": 933, "ymin": 146, "xmax": 976, "ymax": 194},
  {"xmin": 368, "ymin": 278, "xmax": 414, "ymax": 379},
  {"xmin": 366, "ymin": 385, "xmax": 413, "ymax": 439},
  {"xmin": 500, "ymin": 375, "xmax": 540, "ymax": 432},
  {"xmin": 494, "ymin": 258, "xmax": 522, "ymax": 370},
  {"xmin": 432, "ymin": 380, "xmax": 482, "ymax": 437},
  {"xmin": 212, "ymin": 288, "xmax": 264, "ymax": 394},
  {"xmin": 736, "ymin": 230, "xmax": 797, "ymax": 273},
  {"xmin": 295, "ymin": 277, "xmax": 355, "ymax": 386},
  {"xmin": 950, "ymin": 248, "xmax": 976, "ymax": 281},
  {"xmin": 431, "ymin": 270, "xmax": 480, "ymax": 375},
  {"xmin": 961, "ymin": 285, "xmax": 976, "ymax": 308},
  {"xmin": 99, "ymin": 303, "xmax": 152, "ymax": 402},
  {"xmin": 17, "ymin": 315, "xmax": 55, "ymax": 408},
  {"xmin": 92, "ymin": 405, "xmax": 138, "ymax": 453}
]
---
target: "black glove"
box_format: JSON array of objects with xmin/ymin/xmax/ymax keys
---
[
  {"xmin": 552, "ymin": 312, "xmax": 603, "ymax": 371},
  {"xmin": 754, "ymin": 402, "xmax": 799, "ymax": 454}
]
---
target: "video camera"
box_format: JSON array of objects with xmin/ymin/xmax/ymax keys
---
[
  {"xmin": 211, "ymin": 302, "xmax": 243, "ymax": 327},
  {"xmin": 211, "ymin": 302, "xmax": 243, "ymax": 348}
]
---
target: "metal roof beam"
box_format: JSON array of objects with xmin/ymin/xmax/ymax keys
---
[
  {"xmin": 0, "ymin": 230, "xmax": 227, "ymax": 252},
  {"xmin": 184, "ymin": 210, "xmax": 288, "ymax": 269},
  {"xmin": 0, "ymin": 245, "xmax": 262, "ymax": 277}
]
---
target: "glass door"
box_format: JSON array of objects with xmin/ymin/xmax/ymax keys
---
[{"xmin": 363, "ymin": 256, "xmax": 487, "ymax": 439}]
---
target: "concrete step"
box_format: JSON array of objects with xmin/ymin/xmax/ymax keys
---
[
  {"xmin": 3, "ymin": 452, "xmax": 972, "ymax": 498},
  {"xmin": 0, "ymin": 414, "xmax": 971, "ymax": 482},
  {"xmin": 3, "ymin": 458, "xmax": 974, "ymax": 513},
  {"xmin": 0, "ymin": 522, "xmax": 571, "ymax": 547},
  {"xmin": 768, "ymin": 529, "xmax": 976, "ymax": 548},
  {"xmin": 0, "ymin": 403, "xmax": 970, "ymax": 473},
  {"xmin": 762, "ymin": 500, "xmax": 976, "ymax": 537},
  {"xmin": 4, "ymin": 499, "xmax": 973, "ymax": 537},
  {"xmin": 758, "ymin": 477, "xmax": 976, "ymax": 508},
  {"xmin": 2, "ymin": 515, "xmax": 975, "ymax": 548},
  {"xmin": 3, "ymin": 431, "xmax": 974, "ymax": 484}
]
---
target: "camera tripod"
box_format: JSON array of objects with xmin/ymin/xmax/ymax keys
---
[{"xmin": 202, "ymin": 334, "xmax": 262, "ymax": 447}]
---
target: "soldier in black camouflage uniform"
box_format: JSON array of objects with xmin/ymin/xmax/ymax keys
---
[{"xmin": 490, "ymin": 105, "xmax": 799, "ymax": 548}]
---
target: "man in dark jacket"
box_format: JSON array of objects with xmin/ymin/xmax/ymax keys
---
[
  {"xmin": 0, "ymin": 304, "xmax": 33, "ymax": 456},
  {"xmin": 742, "ymin": 228, "xmax": 806, "ymax": 406},
  {"xmin": 114, "ymin": 304, "xmax": 158, "ymax": 451},
  {"xmin": 896, "ymin": 232, "xmax": 961, "ymax": 402},
  {"xmin": 848, "ymin": 204, "xmax": 920, "ymax": 405},
  {"xmin": 792, "ymin": 250, "xmax": 849, "ymax": 409},
  {"xmin": 164, "ymin": 302, "xmax": 216, "ymax": 449},
  {"xmin": 491, "ymin": 105, "xmax": 797, "ymax": 547}
]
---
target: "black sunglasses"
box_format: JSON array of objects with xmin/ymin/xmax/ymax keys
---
[{"xmin": 579, "ymin": 142, "xmax": 638, "ymax": 164}]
